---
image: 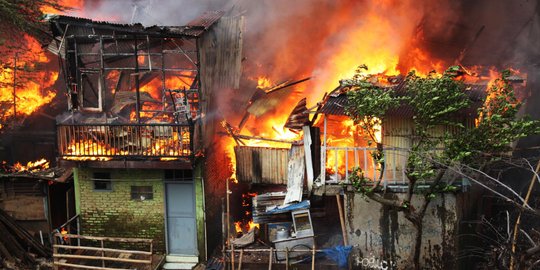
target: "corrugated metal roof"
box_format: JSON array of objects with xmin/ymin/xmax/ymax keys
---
[
  {"xmin": 48, "ymin": 11, "xmax": 224, "ymax": 38},
  {"xmin": 318, "ymin": 78, "xmax": 487, "ymax": 118}
]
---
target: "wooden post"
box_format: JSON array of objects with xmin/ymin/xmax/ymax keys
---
[
  {"xmin": 321, "ymin": 116, "xmax": 327, "ymax": 185},
  {"xmin": 100, "ymin": 239, "xmax": 105, "ymax": 268},
  {"xmin": 231, "ymin": 243, "xmax": 235, "ymax": 270},
  {"xmin": 268, "ymin": 247, "xmax": 273, "ymax": 270},
  {"xmin": 149, "ymin": 242, "xmax": 153, "ymax": 270},
  {"xmin": 226, "ymin": 178, "xmax": 231, "ymax": 245},
  {"xmin": 134, "ymin": 35, "xmax": 141, "ymax": 123},
  {"xmin": 238, "ymin": 249, "xmax": 243, "ymax": 270},
  {"xmin": 222, "ymin": 199, "xmax": 226, "ymax": 253},
  {"xmin": 53, "ymin": 243, "xmax": 58, "ymax": 270},
  {"xmin": 311, "ymin": 242, "xmax": 316, "ymax": 270},
  {"xmin": 285, "ymin": 247, "xmax": 289, "ymax": 270},
  {"xmin": 336, "ymin": 194, "xmax": 349, "ymax": 246}
]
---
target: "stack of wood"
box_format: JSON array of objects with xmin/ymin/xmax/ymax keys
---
[{"xmin": 0, "ymin": 208, "xmax": 51, "ymax": 268}]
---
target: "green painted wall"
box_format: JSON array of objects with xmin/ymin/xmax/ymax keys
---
[
  {"xmin": 75, "ymin": 168, "xmax": 166, "ymax": 252},
  {"xmin": 194, "ymin": 163, "xmax": 206, "ymax": 260}
]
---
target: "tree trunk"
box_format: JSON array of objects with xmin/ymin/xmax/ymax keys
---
[{"xmin": 411, "ymin": 220, "xmax": 423, "ymax": 270}]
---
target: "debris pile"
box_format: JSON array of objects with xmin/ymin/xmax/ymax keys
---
[{"xmin": 0, "ymin": 208, "xmax": 51, "ymax": 269}]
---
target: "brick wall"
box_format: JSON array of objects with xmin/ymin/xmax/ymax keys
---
[{"xmin": 75, "ymin": 168, "xmax": 166, "ymax": 252}]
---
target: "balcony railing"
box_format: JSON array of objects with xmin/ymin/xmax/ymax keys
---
[
  {"xmin": 321, "ymin": 146, "xmax": 409, "ymax": 187},
  {"xmin": 57, "ymin": 124, "xmax": 191, "ymax": 160}
]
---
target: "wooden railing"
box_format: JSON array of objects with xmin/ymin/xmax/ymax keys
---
[
  {"xmin": 53, "ymin": 233, "xmax": 153, "ymax": 270},
  {"xmin": 57, "ymin": 124, "xmax": 191, "ymax": 160},
  {"xmin": 321, "ymin": 146, "xmax": 409, "ymax": 187}
]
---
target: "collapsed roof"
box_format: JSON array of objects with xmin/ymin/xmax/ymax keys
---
[{"xmin": 318, "ymin": 76, "xmax": 488, "ymax": 118}]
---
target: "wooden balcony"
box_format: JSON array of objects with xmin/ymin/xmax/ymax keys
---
[
  {"xmin": 57, "ymin": 124, "xmax": 191, "ymax": 161},
  {"xmin": 321, "ymin": 146, "xmax": 409, "ymax": 187}
]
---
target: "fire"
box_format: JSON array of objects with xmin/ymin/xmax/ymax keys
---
[
  {"xmin": 256, "ymin": 77, "xmax": 272, "ymax": 90},
  {"xmin": 0, "ymin": 35, "xmax": 58, "ymax": 127},
  {"xmin": 234, "ymin": 221, "xmax": 243, "ymax": 234},
  {"xmin": 63, "ymin": 129, "xmax": 190, "ymax": 161},
  {"xmin": 40, "ymin": 0, "xmax": 84, "ymax": 14},
  {"xmin": 322, "ymin": 117, "xmax": 382, "ymax": 179},
  {"xmin": 234, "ymin": 220, "xmax": 260, "ymax": 234},
  {"xmin": 12, "ymin": 158, "xmax": 50, "ymax": 172},
  {"xmin": 128, "ymin": 74, "xmax": 195, "ymax": 122}
]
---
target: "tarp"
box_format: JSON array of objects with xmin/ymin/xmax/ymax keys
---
[
  {"xmin": 266, "ymin": 200, "xmax": 310, "ymax": 215},
  {"xmin": 322, "ymin": 245, "xmax": 352, "ymax": 268}
]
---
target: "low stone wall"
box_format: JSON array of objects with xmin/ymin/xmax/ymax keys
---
[{"xmin": 345, "ymin": 192, "xmax": 457, "ymax": 269}]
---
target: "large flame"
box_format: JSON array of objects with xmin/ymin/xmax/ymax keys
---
[{"xmin": 0, "ymin": 35, "xmax": 58, "ymax": 127}]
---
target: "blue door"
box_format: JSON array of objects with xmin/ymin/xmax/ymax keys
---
[{"xmin": 165, "ymin": 182, "xmax": 198, "ymax": 255}]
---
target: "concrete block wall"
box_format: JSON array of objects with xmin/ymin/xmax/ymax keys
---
[
  {"xmin": 74, "ymin": 168, "xmax": 166, "ymax": 252},
  {"xmin": 345, "ymin": 192, "xmax": 457, "ymax": 269}
]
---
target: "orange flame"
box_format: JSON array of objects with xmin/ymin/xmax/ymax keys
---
[
  {"xmin": 12, "ymin": 158, "xmax": 50, "ymax": 172},
  {"xmin": 0, "ymin": 35, "xmax": 58, "ymax": 127}
]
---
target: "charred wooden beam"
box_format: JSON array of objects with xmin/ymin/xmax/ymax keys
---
[
  {"xmin": 265, "ymin": 77, "xmax": 311, "ymax": 94},
  {"xmin": 234, "ymin": 134, "xmax": 296, "ymax": 144}
]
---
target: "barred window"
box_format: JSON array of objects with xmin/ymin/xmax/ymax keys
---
[
  {"xmin": 131, "ymin": 186, "xmax": 153, "ymax": 201},
  {"xmin": 93, "ymin": 172, "xmax": 112, "ymax": 191}
]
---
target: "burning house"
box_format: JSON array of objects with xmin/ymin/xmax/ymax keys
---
[{"xmin": 44, "ymin": 10, "xmax": 244, "ymax": 269}]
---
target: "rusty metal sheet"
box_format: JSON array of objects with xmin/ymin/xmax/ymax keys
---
[
  {"xmin": 183, "ymin": 11, "xmax": 225, "ymax": 36},
  {"xmin": 318, "ymin": 81, "xmax": 487, "ymax": 118},
  {"xmin": 234, "ymin": 146, "xmax": 289, "ymax": 185},
  {"xmin": 284, "ymin": 98, "xmax": 310, "ymax": 130},
  {"xmin": 49, "ymin": 12, "xmax": 223, "ymax": 38}
]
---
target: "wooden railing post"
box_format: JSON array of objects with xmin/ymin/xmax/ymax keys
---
[
  {"xmin": 149, "ymin": 241, "xmax": 153, "ymax": 270},
  {"xmin": 100, "ymin": 239, "xmax": 105, "ymax": 268}
]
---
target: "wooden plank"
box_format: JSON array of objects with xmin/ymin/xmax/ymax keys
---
[
  {"xmin": 53, "ymin": 254, "xmax": 151, "ymax": 264},
  {"xmin": 336, "ymin": 194, "xmax": 349, "ymax": 246},
  {"xmin": 284, "ymin": 145, "xmax": 305, "ymax": 205},
  {"xmin": 303, "ymin": 126, "xmax": 314, "ymax": 193},
  {"xmin": 53, "ymin": 262, "xmax": 133, "ymax": 270},
  {"xmin": 53, "ymin": 233, "xmax": 152, "ymax": 243}
]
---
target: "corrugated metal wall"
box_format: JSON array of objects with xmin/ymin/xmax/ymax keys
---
[
  {"xmin": 235, "ymin": 146, "xmax": 289, "ymax": 184},
  {"xmin": 199, "ymin": 16, "xmax": 244, "ymax": 149}
]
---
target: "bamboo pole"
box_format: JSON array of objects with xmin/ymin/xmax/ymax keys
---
[
  {"xmin": 238, "ymin": 249, "xmax": 243, "ymax": 270},
  {"xmin": 53, "ymin": 254, "xmax": 151, "ymax": 264},
  {"xmin": 226, "ymin": 248, "xmax": 327, "ymax": 252},
  {"xmin": 268, "ymin": 247, "xmax": 273, "ymax": 270},
  {"xmin": 509, "ymin": 160, "xmax": 540, "ymax": 270},
  {"xmin": 231, "ymin": 242, "xmax": 235, "ymax": 270},
  {"xmin": 311, "ymin": 243, "xmax": 316, "ymax": 270},
  {"xmin": 336, "ymin": 194, "xmax": 349, "ymax": 246},
  {"xmin": 226, "ymin": 178, "xmax": 231, "ymax": 245}
]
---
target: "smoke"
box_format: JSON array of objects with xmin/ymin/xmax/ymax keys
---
[
  {"xmin": 65, "ymin": 0, "xmax": 228, "ymax": 25},
  {"xmin": 66, "ymin": 0, "xmax": 540, "ymax": 118}
]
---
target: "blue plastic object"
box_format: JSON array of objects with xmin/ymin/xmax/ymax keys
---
[{"xmin": 322, "ymin": 245, "xmax": 353, "ymax": 268}]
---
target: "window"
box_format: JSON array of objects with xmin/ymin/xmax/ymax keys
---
[
  {"xmin": 164, "ymin": 170, "xmax": 193, "ymax": 181},
  {"xmin": 131, "ymin": 186, "xmax": 153, "ymax": 201},
  {"xmin": 92, "ymin": 172, "xmax": 112, "ymax": 191}
]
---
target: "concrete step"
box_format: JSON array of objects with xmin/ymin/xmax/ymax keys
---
[
  {"xmin": 166, "ymin": 255, "xmax": 198, "ymax": 263},
  {"xmin": 162, "ymin": 262, "xmax": 197, "ymax": 270}
]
